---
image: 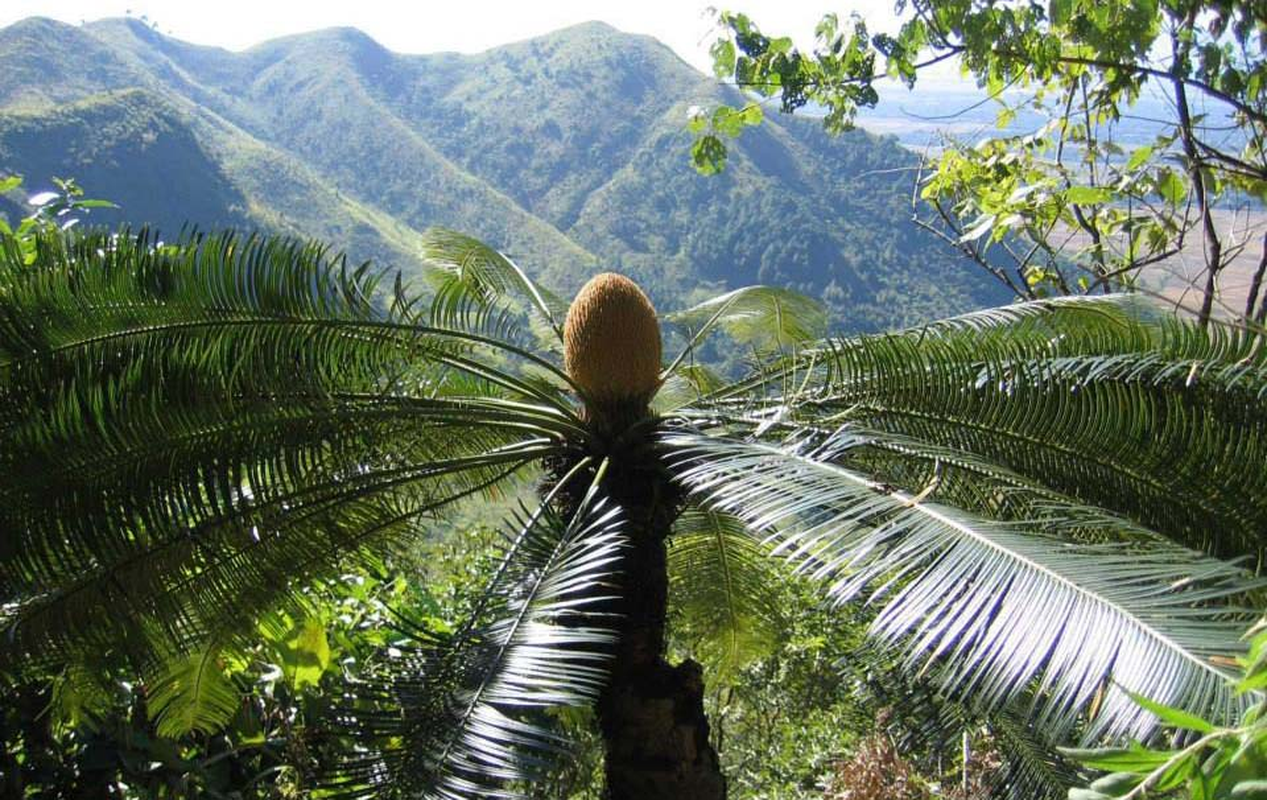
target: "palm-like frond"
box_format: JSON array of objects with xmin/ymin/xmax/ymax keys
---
[
  {"xmin": 420, "ymin": 227, "xmax": 569, "ymax": 350},
  {"xmin": 663, "ymin": 285, "xmax": 827, "ymax": 352},
  {"xmin": 792, "ymin": 424, "xmax": 1174, "ymax": 547},
  {"xmin": 986, "ymin": 710, "xmax": 1082, "ymax": 799},
  {"xmin": 652, "ymin": 364, "xmax": 729, "ymax": 418},
  {"xmin": 667, "ymin": 507, "xmax": 784, "ymax": 678},
  {"xmin": 328, "ymin": 461, "xmax": 626, "ymax": 799},
  {"xmin": 663, "ymin": 430, "xmax": 1260, "ymax": 741},
  {"xmin": 7, "ymin": 222, "xmax": 1265, "ymax": 799},
  {"xmin": 661, "ymin": 286, "xmax": 827, "ymax": 381},
  {"xmin": 145, "ymin": 643, "xmax": 241, "ymax": 738},
  {"xmin": 0, "ymin": 228, "xmax": 576, "ymax": 675},
  {"xmin": 701, "ymin": 295, "xmax": 1267, "ymax": 561}
]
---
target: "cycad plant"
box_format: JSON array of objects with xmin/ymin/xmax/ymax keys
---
[{"xmin": 1, "ymin": 227, "xmax": 1264, "ymax": 799}]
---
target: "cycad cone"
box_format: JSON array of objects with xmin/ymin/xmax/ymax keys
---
[{"xmin": 564, "ymin": 273, "xmax": 662, "ymax": 414}]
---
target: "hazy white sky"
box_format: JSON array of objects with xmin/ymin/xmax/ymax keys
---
[{"xmin": 0, "ymin": 0, "xmax": 907, "ymax": 74}]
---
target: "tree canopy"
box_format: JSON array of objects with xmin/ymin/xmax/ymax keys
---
[{"xmin": 698, "ymin": 1, "xmax": 1267, "ymax": 325}]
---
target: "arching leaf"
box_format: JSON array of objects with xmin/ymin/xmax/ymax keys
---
[
  {"xmin": 706, "ymin": 295, "xmax": 1267, "ymax": 561},
  {"xmin": 420, "ymin": 227, "xmax": 568, "ymax": 347},
  {"xmin": 0, "ymin": 228, "xmax": 573, "ymax": 676},
  {"xmin": 663, "ymin": 285, "xmax": 826, "ymax": 369},
  {"xmin": 664, "ymin": 430, "xmax": 1261, "ymax": 742},
  {"xmin": 668, "ymin": 507, "xmax": 784, "ymax": 679},
  {"xmin": 146, "ymin": 644, "xmax": 241, "ymax": 738},
  {"xmin": 328, "ymin": 461, "xmax": 626, "ymax": 799}
]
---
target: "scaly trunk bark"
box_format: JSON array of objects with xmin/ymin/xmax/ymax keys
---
[
  {"xmin": 595, "ymin": 455, "xmax": 726, "ymax": 800},
  {"xmin": 555, "ymin": 422, "xmax": 727, "ymax": 800}
]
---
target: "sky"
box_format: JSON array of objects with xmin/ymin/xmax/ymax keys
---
[{"xmin": 0, "ymin": 0, "xmax": 907, "ymax": 75}]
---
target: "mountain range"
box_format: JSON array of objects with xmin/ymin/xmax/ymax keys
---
[{"xmin": 0, "ymin": 16, "xmax": 1009, "ymax": 330}]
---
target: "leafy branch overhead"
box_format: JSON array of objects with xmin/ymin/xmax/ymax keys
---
[{"xmin": 700, "ymin": 2, "xmax": 1267, "ymax": 323}]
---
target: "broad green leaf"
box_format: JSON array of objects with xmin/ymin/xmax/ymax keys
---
[
  {"xmin": 713, "ymin": 106, "xmax": 744, "ymax": 137},
  {"xmin": 1125, "ymin": 690, "xmax": 1215, "ymax": 733},
  {"xmin": 1157, "ymin": 170, "xmax": 1187, "ymax": 205},
  {"xmin": 1089, "ymin": 771, "xmax": 1142, "ymax": 793},
  {"xmin": 1239, "ymin": 671, "xmax": 1267, "ymax": 694},
  {"xmin": 1062, "ymin": 746, "xmax": 1180, "ymax": 773},
  {"xmin": 1126, "ymin": 146, "xmax": 1154, "ymax": 171},
  {"xmin": 738, "ymin": 103, "xmax": 764, "ymax": 126},
  {"xmin": 0, "ymin": 175, "xmax": 21, "ymax": 193},
  {"xmin": 1192, "ymin": 770, "xmax": 1212, "ymax": 800},
  {"xmin": 1153, "ymin": 754, "xmax": 1195, "ymax": 791},
  {"xmin": 710, "ymin": 39, "xmax": 737, "ymax": 78},
  {"xmin": 282, "ymin": 618, "xmax": 331, "ymax": 689},
  {"xmin": 1067, "ymin": 186, "xmax": 1113, "ymax": 205},
  {"xmin": 959, "ymin": 213, "xmax": 996, "ymax": 243},
  {"xmin": 712, "ymin": 105, "xmax": 763, "ymax": 138},
  {"xmin": 1232, "ymin": 780, "xmax": 1267, "ymax": 798},
  {"xmin": 692, "ymin": 134, "xmax": 728, "ymax": 175}
]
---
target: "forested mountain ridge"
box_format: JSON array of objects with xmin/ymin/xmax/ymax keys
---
[{"xmin": 0, "ymin": 16, "xmax": 1009, "ymax": 328}]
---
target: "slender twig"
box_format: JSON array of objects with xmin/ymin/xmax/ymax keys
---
[
  {"xmin": 1193, "ymin": 138, "xmax": 1267, "ymax": 182},
  {"xmin": 898, "ymin": 73, "xmax": 1024, "ymax": 121},
  {"xmin": 729, "ymin": 48, "xmax": 963, "ymax": 93},
  {"xmin": 1170, "ymin": 13, "xmax": 1225, "ymax": 327},
  {"xmin": 1035, "ymin": 52, "xmax": 1267, "ymax": 126},
  {"xmin": 913, "ymin": 203, "xmax": 1027, "ymax": 299},
  {"xmin": 1114, "ymin": 726, "xmax": 1249, "ymax": 800},
  {"xmin": 1252, "ymin": 234, "xmax": 1267, "ymax": 324}
]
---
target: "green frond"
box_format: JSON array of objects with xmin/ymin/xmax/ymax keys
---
[
  {"xmin": 652, "ymin": 363, "xmax": 728, "ymax": 414},
  {"xmin": 663, "ymin": 430, "xmax": 1261, "ymax": 742},
  {"xmin": 3, "ymin": 394, "xmax": 574, "ymax": 581},
  {"xmin": 0, "ymin": 227, "xmax": 575, "ymax": 410},
  {"xmin": 0, "ymin": 227, "xmax": 578, "ymax": 678},
  {"xmin": 46, "ymin": 661, "xmax": 121, "ymax": 732},
  {"xmin": 145, "ymin": 643, "xmax": 240, "ymax": 739},
  {"xmin": 705, "ymin": 295, "xmax": 1267, "ymax": 561},
  {"xmin": 3, "ymin": 434, "xmax": 549, "ymax": 671},
  {"xmin": 327, "ymin": 462, "xmax": 626, "ymax": 799},
  {"xmin": 420, "ymin": 227, "xmax": 568, "ymax": 349},
  {"xmin": 986, "ymin": 711, "xmax": 1081, "ymax": 800},
  {"xmin": 667, "ymin": 507, "xmax": 784, "ymax": 679},
  {"xmin": 801, "ymin": 424, "xmax": 1175, "ymax": 547},
  {"xmin": 662, "ymin": 285, "xmax": 827, "ymax": 374}
]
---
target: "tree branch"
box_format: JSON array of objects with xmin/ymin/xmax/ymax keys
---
[
  {"xmin": 914, "ymin": 200, "xmax": 1029, "ymax": 299},
  {"xmin": 1170, "ymin": 14, "xmax": 1225, "ymax": 328},
  {"xmin": 1248, "ymin": 232, "xmax": 1267, "ymax": 324}
]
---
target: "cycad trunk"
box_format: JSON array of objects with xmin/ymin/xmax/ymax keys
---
[
  {"xmin": 592, "ymin": 452, "xmax": 727, "ymax": 800},
  {"xmin": 559, "ymin": 272, "xmax": 725, "ymax": 798}
]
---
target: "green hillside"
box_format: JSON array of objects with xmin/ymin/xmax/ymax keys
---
[
  {"xmin": 0, "ymin": 89, "xmax": 250, "ymax": 232},
  {"xmin": 0, "ymin": 16, "xmax": 1009, "ymax": 328}
]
